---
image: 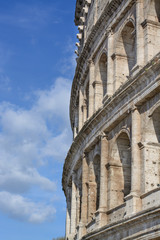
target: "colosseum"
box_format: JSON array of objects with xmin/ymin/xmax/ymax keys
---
[{"xmin": 62, "ymin": 0, "xmax": 160, "ymax": 239}]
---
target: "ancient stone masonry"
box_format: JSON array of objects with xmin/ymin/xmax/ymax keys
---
[{"xmin": 62, "ymin": 0, "xmax": 160, "ymax": 239}]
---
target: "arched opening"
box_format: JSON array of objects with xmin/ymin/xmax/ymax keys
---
[
  {"xmin": 93, "ymin": 155, "xmax": 100, "ymax": 210},
  {"xmin": 109, "ymin": 132, "xmax": 131, "ymax": 209},
  {"xmin": 152, "ymin": 106, "xmax": 160, "ymax": 143},
  {"xmin": 146, "ymin": 106, "xmax": 160, "ymax": 143},
  {"xmin": 148, "ymin": 0, "xmax": 160, "ymax": 22},
  {"xmin": 143, "ymin": 106, "xmax": 160, "ymax": 192},
  {"xmin": 99, "ymin": 53, "xmax": 107, "ymax": 97},
  {"xmin": 88, "ymin": 154, "xmax": 100, "ymax": 220},
  {"xmin": 121, "ymin": 22, "xmax": 136, "ymax": 74},
  {"xmin": 155, "ymin": 0, "xmax": 160, "ymax": 21},
  {"xmin": 94, "ymin": 53, "xmax": 108, "ymax": 111},
  {"xmin": 115, "ymin": 21, "xmax": 136, "ymax": 88},
  {"xmin": 117, "ymin": 133, "xmax": 131, "ymax": 197},
  {"xmin": 77, "ymin": 175, "xmax": 82, "ymax": 225}
]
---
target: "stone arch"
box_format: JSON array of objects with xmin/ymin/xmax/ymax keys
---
[
  {"xmin": 147, "ymin": 104, "xmax": 160, "ymax": 143},
  {"xmin": 116, "ymin": 132, "xmax": 131, "ymax": 197},
  {"xmin": 115, "ymin": 20, "xmax": 136, "ymax": 88},
  {"xmin": 109, "ymin": 131, "xmax": 131, "ymax": 208},
  {"xmin": 147, "ymin": 0, "xmax": 160, "ymax": 22},
  {"xmin": 98, "ymin": 52, "xmax": 108, "ymax": 97},
  {"xmin": 116, "ymin": 128, "xmax": 130, "ymax": 142},
  {"xmin": 149, "ymin": 100, "xmax": 160, "ymax": 118},
  {"xmin": 95, "ymin": 52, "xmax": 108, "ymax": 109},
  {"xmin": 152, "ymin": 107, "xmax": 160, "ymax": 143},
  {"xmin": 143, "ymin": 105, "xmax": 160, "ymax": 192}
]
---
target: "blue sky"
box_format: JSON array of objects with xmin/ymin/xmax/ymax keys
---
[{"xmin": 0, "ymin": 0, "xmax": 77, "ymax": 239}]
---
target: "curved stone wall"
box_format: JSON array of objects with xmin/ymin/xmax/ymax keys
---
[{"xmin": 63, "ymin": 0, "xmax": 160, "ymax": 239}]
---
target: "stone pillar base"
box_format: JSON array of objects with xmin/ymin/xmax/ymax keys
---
[
  {"xmin": 95, "ymin": 208, "xmax": 107, "ymax": 228},
  {"xmin": 76, "ymin": 222, "xmax": 86, "ymax": 239},
  {"xmin": 125, "ymin": 193, "xmax": 142, "ymax": 217},
  {"xmin": 66, "ymin": 233, "xmax": 75, "ymax": 240}
]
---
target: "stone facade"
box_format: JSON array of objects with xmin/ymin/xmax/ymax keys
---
[{"xmin": 62, "ymin": 0, "xmax": 160, "ymax": 239}]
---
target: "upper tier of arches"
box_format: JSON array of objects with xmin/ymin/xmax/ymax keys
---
[{"xmin": 71, "ymin": 0, "xmax": 160, "ymax": 138}]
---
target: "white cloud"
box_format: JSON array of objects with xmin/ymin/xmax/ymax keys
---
[
  {"xmin": 0, "ymin": 167, "xmax": 56, "ymax": 194},
  {"xmin": 0, "ymin": 191, "xmax": 56, "ymax": 223},
  {"xmin": 0, "ymin": 77, "xmax": 72, "ymax": 222},
  {"xmin": 34, "ymin": 77, "xmax": 71, "ymax": 124}
]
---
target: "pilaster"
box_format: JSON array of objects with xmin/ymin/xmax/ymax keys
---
[
  {"xmin": 142, "ymin": 19, "xmax": 160, "ymax": 63},
  {"xmin": 135, "ymin": 0, "xmax": 144, "ymax": 67},
  {"xmin": 66, "ymin": 189, "xmax": 71, "ymax": 239},
  {"xmin": 70, "ymin": 173, "xmax": 77, "ymax": 236},
  {"xmin": 78, "ymin": 88, "xmax": 83, "ymax": 131},
  {"xmin": 80, "ymin": 153, "xmax": 88, "ymax": 237},
  {"xmin": 107, "ymin": 29, "xmax": 114, "ymax": 97},
  {"xmin": 93, "ymin": 81, "xmax": 103, "ymax": 111},
  {"xmin": 96, "ymin": 133, "xmax": 108, "ymax": 227},
  {"xmin": 125, "ymin": 106, "xmax": 142, "ymax": 216},
  {"xmin": 88, "ymin": 59, "xmax": 95, "ymax": 117}
]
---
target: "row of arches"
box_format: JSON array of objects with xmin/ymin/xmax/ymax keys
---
[
  {"xmin": 74, "ymin": 19, "xmax": 137, "ymax": 136},
  {"xmin": 69, "ymin": 103, "xmax": 160, "ymax": 235},
  {"xmin": 90, "ymin": 132, "xmax": 131, "ymax": 216},
  {"xmin": 73, "ymin": 0, "xmax": 160, "ymax": 137}
]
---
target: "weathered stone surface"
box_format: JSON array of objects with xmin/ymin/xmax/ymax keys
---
[{"xmin": 63, "ymin": 0, "xmax": 160, "ymax": 239}]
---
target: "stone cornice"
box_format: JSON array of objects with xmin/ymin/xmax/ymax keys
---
[
  {"xmin": 70, "ymin": 0, "xmax": 136, "ymax": 131},
  {"xmin": 62, "ymin": 53, "xmax": 160, "ymax": 196},
  {"xmin": 141, "ymin": 19, "xmax": 160, "ymax": 28},
  {"xmin": 82, "ymin": 206, "xmax": 160, "ymax": 239}
]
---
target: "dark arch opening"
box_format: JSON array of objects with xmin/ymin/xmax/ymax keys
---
[
  {"xmin": 117, "ymin": 132, "xmax": 131, "ymax": 197},
  {"xmin": 99, "ymin": 53, "xmax": 107, "ymax": 96},
  {"xmin": 121, "ymin": 21, "xmax": 136, "ymax": 74},
  {"xmin": 155, "ymin": 0, "xmax": 160, "ymax": 21},
  {"xmin": 115, "ymin": 21, "xmax": 136, "ymax": 88},
  {"xmin": 152, "ymin": 106, "xmax": 160, "ymax": 143},
  {"xmin": 93, "ymin": 155, "xmax": 100, "ymax": 210}
]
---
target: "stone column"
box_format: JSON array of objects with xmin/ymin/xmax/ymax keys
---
[
  {"xmin": 107, "ymin": 29, "xmax": 114, "ymax": 97},
  {"xmin": 142, "ymin": 19, "xmax": 160, "ymax": 63},
  {"xmin": 70, "ymin": 173, "xmax": 77, "ymax": 236},
  {"xmin": 93, "ymin": 81, "xmax": 103, "ymax": 111},
  {"xmin": 99, "ymin": 133, "xmax": 108, "ymax": 210},
  {"xmin": 135, "ymin": 0, "xmax": 144, "ymax": 67},
  {"xmin": 94, "ymin": 0, "xmax": 98, "ymax": 24},
  {"xmin": 66, "ymin": 195, "xmax": 71, "ymax": 239},
  {"xmin": 131, "ymin": 107, "xmax": 141, "ymax": 195},
  {"xmin": 73, "ymin": 108, "xmax": 79, "ymax": 139},
  {"xmin": 107, "ymin": 161, "xmax": 124, "ymax": 210},
  {"xmin": 87, "ymin": 181, "xmax": 96, "ymax": 222},
  {"xmin": 83, "ymin": 100, "xmax": 87, "ymax": 123},
  {"xmin": 112, "ymin": 53, "xmax": 129, "ymax": 92},
  {"xmin": 125, "ymin": 107, "xmax": 142, "ymax": 215},
  {"xmin": 78, "ymin": 88, "xmax": 83, "ymax": 131},
  {"xmin": 79, "ymin": 153, "xmax": 88, "ymax": 237},
  {"xmin": 76, "ymin": 187, "xmax": 80, "ymax": 226},
  {"xmin": 88, "ymin": 59, "xmax": 95, "ymax": 117},
  {"xmin": 87, "ymin": 154, "xmax": 97, "ymax": 222},
  {"xmin": 96, "ymin": 133, "xmax": 108, "ymax": 227}
]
